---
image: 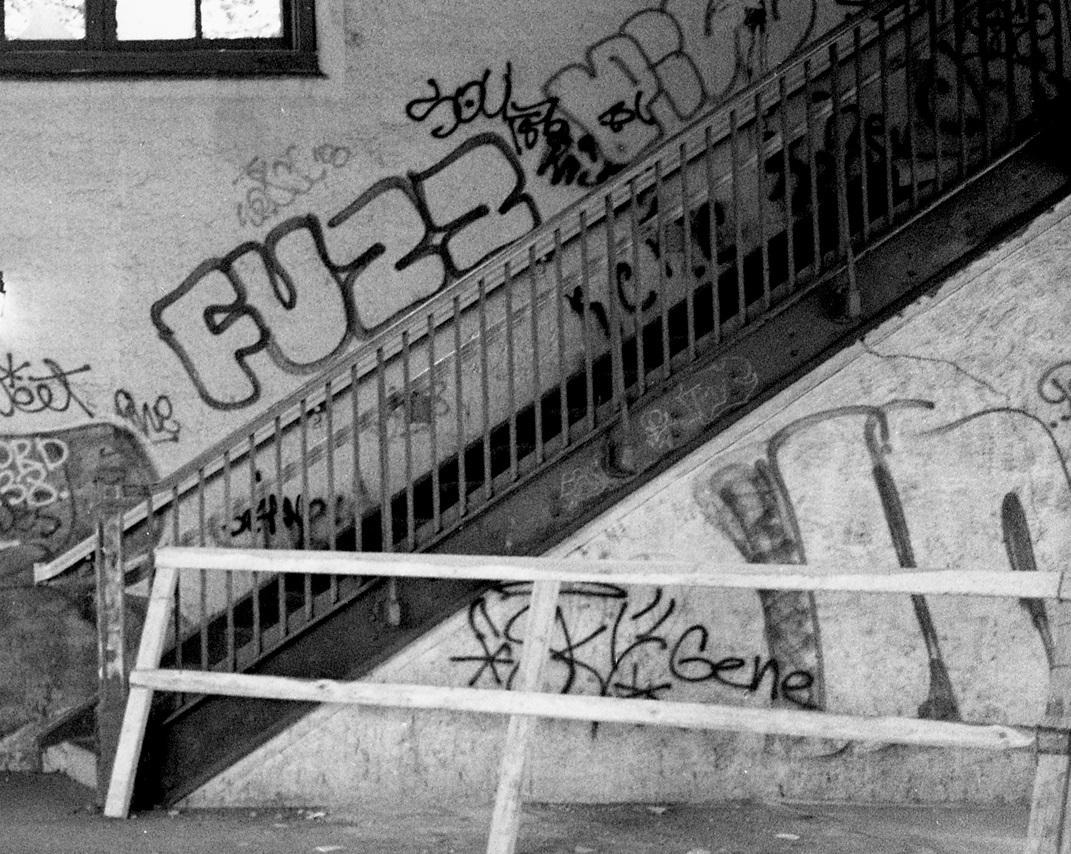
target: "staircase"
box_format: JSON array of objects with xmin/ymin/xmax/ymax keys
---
[{"xmin": 37, "ymin": 0, "xmax": 1071, "ymax": 808}]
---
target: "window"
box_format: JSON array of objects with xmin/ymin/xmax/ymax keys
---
[{"xmin": 0, "ymin": 0, "xmax": 317, "ymax": 77}]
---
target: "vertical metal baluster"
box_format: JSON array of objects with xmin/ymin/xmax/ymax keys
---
[
  {"xmin": 853, "ymin": 26, "xmax": 871, "ymax": 241},
  {"xmin": 928, "ymin": 1, "xmax": 944, "ymax": 195},
  {"xmin": 427, "ymin": 313, "xmax": 442, "ymax": 533},
  {"xmin": 197, "ymin": 468, "xmax": 208, "ymax": 671},
  {"xmin": 528, "ymin": 246, "xmax": 544, "ymax": 467},
  {"xmin": 754, "ymin": 92, "xmax": 771, "ymax": 312},
  {"xmin": 452, "ymin": 295, "xmax": 467, "ymax": 517},
  {"xmin": 978, "ymin": 0, "xmax": 993, "ymax": 161},
  {"xmin": 777, "ymin": 76, "xmax": 796, "ymax": 291},
  {"xmin": 1005, "ymin": 0, "xmax": 1017, "ymax": 144},
  {"xmin": 223, "ymin": 451, "xmax": 235, "ymax": 671},
  {"xmin": 478, "ymin": 279, "xmax": 493, "ymax": 503},
  {"xmin": 299, "ymin": 400, "xmax": 312, "ymax": 621},
  {"xmin": 324, "ymin": 381, "xmax": 338, "ymax": 603},
  {"xmin": 324, "ymin": 384, "xmax": 336, "ymax": 554},
  {"xmin": 144, "ymin": 492, "xmax": 156, "ymax": 589},
  {"xmin": 401, "ymin": 331, "xmax": 416, "ymax": 551},
  {"xmin": 554, "ymin": 229, "xmax": 569, "ymax": 446},
  {"xmin": 504, "ymin": 262, "xmax": 518, "ymax": 482},
  {"xmin": 879, "ymin": 15, "xmax": 895, "ymax": 224},
  {"xmin": 679, "ymin": 142, "xmax": 697, "ymax": 356},
  {"xmin": 730, "ymin": 110, "xmax": 747, "ymax": 323},
  {"xmin": 578, "ymin": 212, "xmax": 596, "ymax": 424},
  {"xmin": 830, "ymin": 42, "xmax": 850, "ymax": 262},
  {"xmin": 654, "ymin": 161, "xmax": 671, "ymax": 373},
  {"xmin": 953, "ymin": 0, "xmax": 967, "ymax": 177},
  {"xmin": 269, "ymin": 423, "xmax": 280, "ymax": 641},
  {"xmin": 171, "ymin": 484, "xmax": 182, "ymax": 704},
  {"xmin": 350, "ymin": 365, "xmax": 363, "ymax": 551},
  {"xmin": 628, "ymin": 178, "xmax": 648, "ymax": 384},
  {"xmin": 299, "ymin": 401, "xmax": 310, "ymax": 551},
  {"xmin": 1053, "ymin": 0, "xmax": 1065, "ymax": 83},
  {"xmin": 1028, "ymin": 0, "xmax": 1042, "ymax": 111},
  {"xmin": 376, "ymin": 347, "xmax": 393, "ymax": 551},
  {"xmin": 905, "ymin": 0, "xmax": 920, "ymax": 210},
  {"xmin": 702, "ymin": 124, "xmax": 723, "ymax": 337},
  {"xmin": 604, "ymin": 194, "xmax": 628, "ymax": 428},
  {"xmin": 249, "ymin": 432, "xmax": 262, "ymax": 651},
  {"xmin": 802, "ymin": 64, "xmax": 822, "ymax": 274}
]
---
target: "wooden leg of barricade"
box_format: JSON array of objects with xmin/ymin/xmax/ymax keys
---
[
  {"xmin": 485, "ymin": 579, "xmax": 561, "ymax": 854},
  {"xmin": 1026, "ymin": 728, "xmax": 1071, "ymax": 854},
  {"xmin": 103, "ymin": 565, "xmax": 178, "ymax": 819}
]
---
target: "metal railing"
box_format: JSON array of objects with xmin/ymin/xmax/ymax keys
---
[{"xmin": 39, "ymin": 0, "xmax": 1069, "ymax": 719}]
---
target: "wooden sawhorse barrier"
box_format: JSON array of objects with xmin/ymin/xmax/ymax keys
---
[{"xmin": 105, "ymin": 547, "xmax": 1071, "ymax": 854}]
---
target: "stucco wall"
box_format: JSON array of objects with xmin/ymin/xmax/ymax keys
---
[
  {"xmin": 0, "ymin": 0, "xmax": 866, "ymax": 763},
  {"xmin": 0, "ymin": 0, "xmax": 863, "ymax": 584},
  {"xmin": 185, "ymin": 193, "xmax": 1071, "ymax": 808}
]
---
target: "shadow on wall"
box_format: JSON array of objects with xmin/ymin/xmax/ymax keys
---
[{"xmin": 0, "ymin": 423, "xmax": 158, "ymax": 586}]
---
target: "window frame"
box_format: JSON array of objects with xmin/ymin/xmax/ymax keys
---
[{"xmin": 0, "ymin": 0, "xmax": 319, "ymax": 77}]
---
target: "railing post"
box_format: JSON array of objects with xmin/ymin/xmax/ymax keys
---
[
  {"xmin": 485, "ymin": 578, "xmax": 561, "ymax": 854},
  {"xmin": 1026, "ymin": 573, "xmax": 1071, "ymax": 853},
  {"xmin": 94, "ymin": 494, "xmax": 127, "ymax": 804}
]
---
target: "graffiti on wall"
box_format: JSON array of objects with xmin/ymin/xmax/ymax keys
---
[
  {"xmin": 235, "ymin": 142, "xmax": 353, "ymax": 229},
  {"xmin": 155, "ymin": 133, "xmax": 541, "ymax": 411},
  {"xmin": 113, "ymin": 389, "xmax": 181, "ymax": 444},
  {"xmin": 0, "ymin": 423, "xmax": 157, "ymax": 581},
  {"xmin": 452, "ymin": 581, "xmax": 816, "ymax": 706},
  {"xmin": 692, "ymin": 399, "xmax": 1071, "ymax": 720},
  {"xmin": 0, "ymin": 352, "xmax": 94, "ymax": 419},
  {"xmin": 406, "ymin": 0, "xmax": 824, "ymax": 183},
  {"xmin": 1038, "ymin": 360, "xmax": 1071, "ymax": 427}
]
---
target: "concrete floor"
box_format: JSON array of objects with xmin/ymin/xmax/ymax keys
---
[{"xmin": 0, "ymin": 772, "xmax": 1029, "ymax": 853}]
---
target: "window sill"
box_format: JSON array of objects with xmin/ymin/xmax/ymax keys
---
[{"xmin": 0, "ymin": 49, "xmax": 321, "ymax": 78}]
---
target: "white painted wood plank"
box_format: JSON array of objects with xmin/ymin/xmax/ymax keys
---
[
  {"xmin": 103, "ymin": 566, "xmax": 178, "ymax": 819},
  {"xmin": 486, "ymin": 579, "xmax": 561, "ymax": 854},
  {"xmin": 151, "ymin": 547, "xmax": 1062, "ymax": 600},
  {"xmin": 129, "ymin": 667, "xmax": 1035, "ymax": 753}
]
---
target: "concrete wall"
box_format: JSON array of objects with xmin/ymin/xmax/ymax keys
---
[
  {"xmin": 0, "ymin": 0, "xmax": 865, "ymax": 763},
  {"xmin": 185, "ymin": 194, "xmax": 1071, "ymax": 808}
]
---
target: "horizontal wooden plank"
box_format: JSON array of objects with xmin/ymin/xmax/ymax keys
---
[
  {"xmin": 153, "ymin": 547, "xmax": 1062, "ymax": 600},
  {"xmin": 131, "ymin": 668, "xmax": 1036, "ymax": 753}
]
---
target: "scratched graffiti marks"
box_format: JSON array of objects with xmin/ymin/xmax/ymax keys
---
[
  {"xmin": 0, "ymin": 352, "xmax": 94, "ymax": 419},
  {"xmin": 154, "ymin": 133, "xmax": 541, "ymax": 411},
  {"xmin": 1037, "ymin": 361, "xmax": 1071, "ymax": 427},
  {"xmin": 0, "ymin": 423, "xmax": 157, "ymax": 582},
  {"xmin": 641, "ymin": 357, "xmax": 759, "ymax": 453},
  {"xmin": 235, "ymin": 142, "xmax": 353, "ymax": 229},
  {"xmin": 451, "ymin": 582, "xmax": 815, "ymax": 707},
  {"xmin": 113, "ymin": 389, "xmax": 181, "ymax": 444}
]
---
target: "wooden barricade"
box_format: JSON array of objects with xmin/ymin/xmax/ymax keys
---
[{"xmin": 105, "ymin": 547, "xmax": 1071, "ymax": 854}]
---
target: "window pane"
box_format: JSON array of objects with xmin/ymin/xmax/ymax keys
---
[
  {"xmin": 116, "ymin": 0, "xmax": 194, "ymax": 40},
  {"xmin": 202, "ymin": 0, "xmax": 282, "ymax": 39},
  {"xmin": 4, "ymin": 0, "xmax": 85, "ymax": 39}
]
